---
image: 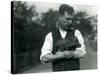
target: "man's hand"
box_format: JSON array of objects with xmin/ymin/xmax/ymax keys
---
[
  {"xmin": 55, "ymin": 51, "xmax": 65, "ymax": 58},
  {"xmin": 63, "ymin": 51, "xmax": 73, "ymax": 59}
]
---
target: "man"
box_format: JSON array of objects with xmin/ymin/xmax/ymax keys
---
[{"xmin": 40, "ymin": 4, "xmax": 86, "ymax": 72}]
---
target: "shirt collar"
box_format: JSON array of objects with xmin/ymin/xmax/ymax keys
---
[{"xmin": 59, "ymin": 28, "xmax": 67, "ymax": 33}]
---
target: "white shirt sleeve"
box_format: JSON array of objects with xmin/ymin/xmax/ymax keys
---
[
  {"xmin": 40, "ymin": 32, "xmax": 53, "ymax": 62},
  {"xmin": 74, "ymin": 29, "xmax": 86, "ymax": 58}
]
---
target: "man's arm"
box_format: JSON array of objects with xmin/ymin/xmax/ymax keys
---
[
  {"xmin": 40, "ymin": 32, "xmax": 66, "ymax": 63},
  {"xmin": 73, "ymin": 29, "xmax": 86, "ymax": 58},
  {"xmin": 42, "ymin": 51, "xmax": 66, "ymax": 63}
]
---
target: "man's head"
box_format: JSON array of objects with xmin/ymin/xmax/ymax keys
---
[{"xmin": 58, "ymin": 4, "xmax": 74, "ymax": 31}]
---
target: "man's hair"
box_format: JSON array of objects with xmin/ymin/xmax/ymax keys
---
[{"xmin": 59, "ymin": 4, "xmax": 74, "ymax": 16}]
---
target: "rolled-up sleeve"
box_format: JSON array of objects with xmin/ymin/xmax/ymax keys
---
[
  {"xmin": 40, "ymin": 32, "xmax": 53, "ymax": 63},
  {"xmin": 73, "ymin": 29, "xmax": 86, "ymax": 58}
]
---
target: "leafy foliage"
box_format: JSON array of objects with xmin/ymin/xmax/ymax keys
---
[
  {"xmin": 41, "ymin": 9, "xmax": 59, "ymax": 32},
  {"xmin": 12, "ymin": 1, "xmax": 44, "ymax": 73}
]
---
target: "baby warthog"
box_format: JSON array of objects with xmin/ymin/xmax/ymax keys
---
[{"xmin": 54, "ymin": 37, "xmax": 81, "ymax": 52}]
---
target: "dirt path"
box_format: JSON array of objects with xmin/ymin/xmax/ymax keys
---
[{"xmin": 80, "ymin": 41, "xmax": 97, "ymax": 70}]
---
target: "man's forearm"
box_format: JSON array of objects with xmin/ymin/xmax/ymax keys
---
[
  {"xmin": 73, "ymin": 50, "xmax": 86, "ymax": 58},
  {"xmin": 42, "ymin": 53, "xmax": 64, "ymax": 63}
]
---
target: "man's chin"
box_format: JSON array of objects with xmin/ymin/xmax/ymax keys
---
[{"xmin": 60, "ymin": 25, "xmax": 71, "ymax": 31}]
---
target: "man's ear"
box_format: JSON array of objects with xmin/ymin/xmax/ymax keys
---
[{"xmin": 58, "ymin": 15, "xmax": 63, "ymax": 21}]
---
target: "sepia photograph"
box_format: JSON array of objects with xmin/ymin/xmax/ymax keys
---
[{"xmin": 11, "ymin": 1, "xmax": 98, "ymax": 74}]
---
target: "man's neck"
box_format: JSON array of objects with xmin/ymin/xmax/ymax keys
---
[
  {"xmin": 59, "ymin": 28, "xmax": 66, "ymax": 32},
  {"xmin": 58, "ymin": 28, "xmax": 67, "ymax": 39}
]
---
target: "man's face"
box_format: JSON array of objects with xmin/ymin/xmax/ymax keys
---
[{"xmin": 59, "ymin": 12, "xmax": 73, "ymax": 31}]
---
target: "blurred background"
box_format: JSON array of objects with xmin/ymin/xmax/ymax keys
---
[{"xmin": 11, "ymin": 1, "xmax": 97, "ymax": 74}]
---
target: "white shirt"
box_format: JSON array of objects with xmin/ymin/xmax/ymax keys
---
[{"xmin": 40, "ymin": 28, "xmax": 86, "ymax": 62}]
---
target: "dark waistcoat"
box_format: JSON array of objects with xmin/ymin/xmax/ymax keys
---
[{"xmin": 52, "ymin": 28, "xmax": 80, "ymax": 72}]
